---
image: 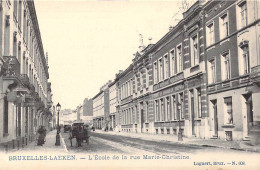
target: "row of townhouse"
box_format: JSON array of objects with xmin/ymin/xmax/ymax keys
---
[
  {"xmin": 89, "ymin": 0, "xmax": 260, "ymax": 142},
  {"xmin": 92, "ymin": 81, "xmax": 111, "ymax": 130},
  {"xmin": 0, "ymin": 0, "xmax": 53, "ymax": 152}
]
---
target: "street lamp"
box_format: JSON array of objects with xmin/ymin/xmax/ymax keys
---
[
  {"xmin": 177, "ymin": 102, "xmax": 183, "ymax": 141},
  {"xmin": 55, "ymin": 102, "xmax": 61, "ymax": 146}
]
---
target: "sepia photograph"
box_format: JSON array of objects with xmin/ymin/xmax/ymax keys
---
[{"xmin": 0, "ymin": 0, "xmax": 260, "ymax": 169}]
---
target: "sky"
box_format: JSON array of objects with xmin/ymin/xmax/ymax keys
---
[{"xmin": 34, "ymin": 0, "xmax": 196, "ymax": 110}]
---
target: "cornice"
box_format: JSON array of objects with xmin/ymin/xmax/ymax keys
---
[{"xmin": 27, "ymin": 1, "xmax": 49, "ymax": 79}]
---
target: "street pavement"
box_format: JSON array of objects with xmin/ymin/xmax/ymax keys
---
[
  {"xmin": 2, "ymin": 129, "xmax": 260, "ymax": 170},
  {"xmin": 11, "ymin": 130, "xmax": 68, "ymax": 154},
  {"xmin": 7, "ymin": 128, "xmax": 260, "ymax": 154},
  {"xmin": 60, "ymin": 129, "xmax": 260, "ymax": 155},
  {"xmin": 93, "ymin": 130, "xmax": 260, "ymax": 153}
]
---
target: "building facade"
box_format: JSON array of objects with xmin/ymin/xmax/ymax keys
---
[
  {"xmin": 83, "ymin": 98, "xmax": 93, "ymax": 116},
  {"xmin": 108, "ymin": 80, "xmax": 117, "ymax": 130},
  {"xmin": 204, "ymin": 0, "xmax": 260, "ymax": 141},
  {"xmin": 93, "ymin": 81, "xmax": 111, "ymax": 130},
  {"xmin": 0, "ymin": 0, "xmax": 53, "ymax": 151},
  {"xmin": 115, "ymin": 0, "xmax": 259, "ymax": 142},
  {"xmin": 86, "ymin": 0, "xmax": 260, "ymax": 143}
]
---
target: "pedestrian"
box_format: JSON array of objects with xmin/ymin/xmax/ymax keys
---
[
  {"xmin": 76, "ymin": 126, "xmax": 83, "ymax": 147},
  {"xmin": 37, "ymin": 126, "xmax": 45, "ymax": 146}
]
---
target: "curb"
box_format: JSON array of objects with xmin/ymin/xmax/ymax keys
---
[
  {"xmin": 92, "ymin": 130, "xmax": 260, "ymax": 153},
  {"xmin": 60, "ymin": 133, "xmax": 68, "ymax": 153}
]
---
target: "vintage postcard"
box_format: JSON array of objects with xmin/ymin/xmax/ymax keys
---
[{"xmin": 0, "ymin": 0, "xmax": 260, "ymax": 169}]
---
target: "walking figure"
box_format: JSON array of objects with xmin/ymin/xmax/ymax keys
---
[{"xmin": 37, "ymin": 126, "xmax": 46, "ymax": 146}]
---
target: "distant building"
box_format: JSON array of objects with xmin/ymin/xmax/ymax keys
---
[
  {"xmin": 83, "ymin": 98, "xmax": 93, "ymax": 116},
  {"xmin": 60, "ymin": 109, "xmax": 73, "ymax": 125},
  {"xmin": 108, "ymin": 80, "xmax": 118, "ymax": 130},
  {"xmin": 92, "ymin": 81, "xmax": 111, "ymax": 129},
  {"xmin": 76, "ymin": 105, "xmax": 83, "ymax": 121}
]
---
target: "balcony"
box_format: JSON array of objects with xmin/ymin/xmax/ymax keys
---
[
  {"xmin": 20, "ymin": 74, "xmax": 30, "ymax": 87},
  {"xmin": 29, "ymin": 83, "xmax": 35, "ymax": 93},
  {"xmin": 250, "ymin": 65, "xmax": 260, "ymax": 86},
  {"xmin": 2, "ymin": 56, "xmax": 20, "ymax": 79},
  {"xmin": 47, "ymin": 101, "xmax": 53, "ymax": 109},
  {"xmin": 33, "ymin": 92, "xmax": 40, "ymax": 102},
  {"xmin": 1, "ymin": 56, "xmax": 21, "ymax": 94}
]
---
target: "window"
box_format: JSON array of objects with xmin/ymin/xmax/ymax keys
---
[
  {"xmin": 166, "ymin": 97, "xmax": 170, "ymax": 121},
  {"xmin": 132, "ymin": 78, "xmax": 135, "ymax": 94},
  {"xmin": 190, "ymin": 34, "xmax": 199, "ymax": 66},
  {"xmin": 128, "ymin": 108, "xmax": 131, "ymax": 124},
  {"xmin": 145, "ymin": 68, "xmax": 149, "ymax": 88},
  {"xmin": 172, "ymin": 95, "xmax": 177, "ymax": 120},
  {"xmin": 220, "ymin": 13, "xmax": 229, "ymax": 39},
  {"xmin": 197, "ymin": 88, "xmax": 202, "ymax": 118},
  {"xmin": 140, "ymin": 72, "xmax": 143, "ymax": 90},
  {"xmin": 222, "ymin": 52, "xmax": 231, "ymax": 80},
  {"xmin": 208, "ymin": 59, "xmax": 216, "ymax": 84},
  {"xmin": 120, "ymin": 86, "xmax": 123, "ymax": 99},
  {"xmin": 154, "ymin": 62, "xmax": 158, "ymax": 83},
  {"xmin": 160, "ymin": 98, "xmax": 164, "ymax": 121},
  {"xmin": 130, "ymin": 79, "xmax": 132, "ymax": 95},
  {"xmin": 18, "ymin": 0, "xmax": 22, "ymax": 31},
  {"xmin": 16, "ymin": 104, "xmax": 21, "ymax": 136},
  {"xmin": 176, "ymin": 45, "xmax": 183, "ymax": 72},
  {"xmin": 224, "ymin": 97, "xmax": 233, "ymax": 124},
  {"xmin": 159, "ymin": 58, "xmax": 163, "ymax": 81},
  {"xmin": 239, "ymin": 43, "xmax": 250, "ymax": 75},
  {"xmin": 135, "ymin": 105, "xmax": 138, "ymax": 123},
  {"xmin": 135, "ymin": 75, "xmax": 138, "ymax": 93},
  {"xmin": 123, "ymin": 84, "xmax": 125, "ymax": 99},
  {"xmin": 207, "ymin": 23, "xmax": 214, "ymax": 46},
  {"xmin": 179, "ymin": 93, "xmax": 184, "ymax": 119},
  {"xmin": 146, "ymin": 101, "xmax": 149, "ymax": 122},
  {"xmin": 239, "ymin": 1, "xmax": 247, "ymax": 28},
  {"xmin": 3, "ymin": 96, "xmax": 8, "ymax": 135},
  {"xmin": 125, "ymin": 83, "xmax": 127, "ymax": 97},
  {"xmin": 13, "ymin": 0, "xmax": 18, "ymax": 18},
  {"xmin": 128, "ymin": 81, "xmax": 131, "ymax": 96},
  {"xmin": 170, "ymin": 49, "xmax": 176, "ymax": 76},
  {"xmin": 164, "ymin": 54, "xmax": 169, "ymax": 79},
  {"xmin": 155, "ymin": 100, "xmax": 159, "ymax": 122},
  {"xmin": 131, "ymin": 107, "xmax": 134, "ymax": 124}
]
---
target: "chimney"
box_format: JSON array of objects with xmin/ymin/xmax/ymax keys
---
[
  {"xmin": 169, "ymin": 25, "xmax": 173, "ymax": 31},
  {"xmin": 148, "ymin": 37, "xmax": 153, "ymax": 44}
]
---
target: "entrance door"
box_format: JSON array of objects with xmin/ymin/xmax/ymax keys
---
[
  {"xmin": 25, "ymin": 107, "xmax": 29, "ymax": 135},
  {"xmin": 190, "ymin": 90, "xmax": 195, "ymax": 135},
  {"xmin": 16, "ymin": 104, "xmax": 21, "ymax": 137},
  {"xmin": 212, "ymin": 100, "xmax": 218, "ymax": 136},
  {"xmin": 140, "ymin": 102, "xmax": 144, "ymax": 133},
  {"xmin": 244, "ymin": 94, "xmax": 253, "ymax": 136}
]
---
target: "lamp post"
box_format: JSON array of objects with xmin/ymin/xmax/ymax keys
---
[
  {"xmin": 55, "ymin": 102, "xmax": 61, "ymax": 146},
  {"xmin": 177, "ymin": 102, "xmax": 183, "ymax": 141}
]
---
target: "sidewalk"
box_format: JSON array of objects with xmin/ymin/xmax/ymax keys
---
[
  {"xmin": 11, "ymin": 130, "xmax": 68, "ymax": 154},
  {"xmin": 93, "ymin": 130, "xmax": 260, "ymax": 153}
]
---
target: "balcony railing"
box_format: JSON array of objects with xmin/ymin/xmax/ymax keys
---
[
  {"xmin": 20, "ymin": 74, "xmax": 30, "ymax": 87},
  {"xmin": 250, "ymin": 65, "xmax": 260, "ymax": 84},
  {"xmin": 29, "ymin": 83, "xmax": 35, "ymax": 93},
  {"xmin": 3, "ymin": 56, "xmax": 20, "ymax": 78},
  {"xmin": 33, "ymin": 92, "xmax": 40, "ymax": 101}
]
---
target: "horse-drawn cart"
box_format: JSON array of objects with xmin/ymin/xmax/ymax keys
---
[{"xmin": 69, "ymin": 123, "xmax": 90, "ymax": 147}]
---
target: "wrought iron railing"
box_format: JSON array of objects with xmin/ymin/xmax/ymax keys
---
[
  {"xmin": 250, "ymin": 65, "xmax": 260, "ymax": 82},
  {"xmin": 20, "ymin": 74, "xmax": 30, "ymax": 87},
  {"xmin": 3, "ymin": 56, "xmax": 20, "ymax": 77}
]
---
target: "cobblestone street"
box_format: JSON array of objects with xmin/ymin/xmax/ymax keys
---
[{"xmin": 60, "ymin": 129, "xmax": 260, "ymax": 155}]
